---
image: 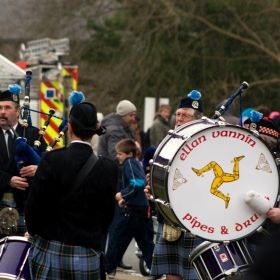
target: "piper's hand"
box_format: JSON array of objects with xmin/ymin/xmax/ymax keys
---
[
  {"xmin": 267, "ymin": 208, "xmax": 280, "ymax": 224},
  {"xmin": 20, "ymin": 165, "xmax": 38, "ymax": 178},
  {"xmin": 9, "ymin": 176, "xmax": 28, "ymax": 190}
]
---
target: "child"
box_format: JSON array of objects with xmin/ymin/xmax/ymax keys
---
[
  {"xmin": 115, "ymin": 138, "xmax": 150, "ymax": 215},
  {"xmin": 106, "ymin": 138, "xmax": 154, "ymax": 279}
]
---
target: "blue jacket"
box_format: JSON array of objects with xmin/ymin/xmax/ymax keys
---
[{"xmin": 120, "ymin": 157, "xmax": 150, "ymax": 217}]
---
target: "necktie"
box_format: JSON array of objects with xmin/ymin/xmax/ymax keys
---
[{"xmin": 6, "ymin": 130, "xmax": 13, "ymax": 158}]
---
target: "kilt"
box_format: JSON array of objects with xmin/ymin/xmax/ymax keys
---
[
  {"xmin": 151, "ymin": 222, "xmax": 203, "ymax": 280},
  {"xmin": 18, "ymin": 212, "xmax": 26, "ymax": 236},
  {"xmin": 29, "ymin": 236, "xmax": 100, "ymax": 280}
]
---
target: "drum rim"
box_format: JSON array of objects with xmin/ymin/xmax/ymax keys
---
[
  {"xmin": 0, "ymin": 236, "xmax": 33, "ymax": 243},
  {"xmin": 0, "ymin": 272, "xmax": 26, "ymax": 280},
  {"xmin": 151, "ymin": 119, "xmax": 280, "ymax": 242},
  {"xmin": 189, "ymin": 240, "xmax": 220, "ymax": 261}
]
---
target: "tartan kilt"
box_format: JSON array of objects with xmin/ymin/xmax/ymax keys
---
[
  {"xmin": 18, "ymin": 212, "xmax": 26, "ymax": 236},
  {"xmin": 29, "ymin": 236, "xmax": 100, "ymax": 280},
  {"xmin": 151, "ymin": 222, "xmax": 203, "ymax": 280}
]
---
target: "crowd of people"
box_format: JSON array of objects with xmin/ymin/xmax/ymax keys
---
[{"xmin": 1, "ymin": 81, "xmax": 280, "ymax": 280}]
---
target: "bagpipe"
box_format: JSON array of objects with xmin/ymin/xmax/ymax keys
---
[
  {"xmin": 212, "ymin": 81, "xmax": 249, "ymax": 123},
  {"xmin": 6, "ymin": 70, "xmax": 78, "ymax": 171}
]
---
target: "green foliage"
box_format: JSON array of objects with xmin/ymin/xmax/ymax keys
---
[{"xmin": 82, "ymin": 0, "xmax": 280, "ymax": 117}]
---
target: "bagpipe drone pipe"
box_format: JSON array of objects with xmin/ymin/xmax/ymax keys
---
[
  {"xmin": 9, "ymin": 70, "xmax": 75, "ymax": 174},
  {"xmin": 212, "ymin": 81, "xmax": 249, "ymax": 124},
  {"xmin": 10, "ymin": 73, "xmax": 106, "ymax": 174}
]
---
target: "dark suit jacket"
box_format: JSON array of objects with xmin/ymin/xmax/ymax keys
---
[
  {"xmin": 25, "ymin": 142, "xmax": 118, "ymax": 250},
  {"xmin": 0, "ymin": 123, "xmax": 47, "ymax": 210}
]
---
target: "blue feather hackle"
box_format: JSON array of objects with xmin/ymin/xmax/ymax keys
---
[
  {"xmin": 188, "ymin": 90, "xmax": 201, "ymax": 100},
  {"xmin": 251, "ymin": 110, "xmax": 263, "ymax": 122},
  {"xmin": 142, "ymin": 147, "xmax": 157, "ymax": 167},
  {"xmin": 69, "ymin": 91, "xmax": 85, "ymax": 107},
  {"xmin": 8, "ymin": 84, "xmax": 22, "ymax": 94}
]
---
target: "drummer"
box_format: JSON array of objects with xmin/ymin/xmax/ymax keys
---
[
  {"xmin": 145, "ymin": 90, "xmax": 204, "ymax": 280},
  {"xmin": 243, "ymin": 110, "xmax": 280, "ymax": 255},
  {"xmin": 229, "ymin": 109, "xmax": 280, "ymax": 280}
]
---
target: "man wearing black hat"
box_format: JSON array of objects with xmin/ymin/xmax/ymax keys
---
[
  {"xmin": 25, "ymin": 101, "xmax": 118, "ymax": 279},
  {"xmin": 0, "ymin": 85, "xmax": 47, "ymax": 237},
  {"xmin": 243, "ymin": 110, "xmax": 280, "ymax": 259},
  {"xmin": 145, "ymin": 90, "xmax": 204, "ymax": 280}
]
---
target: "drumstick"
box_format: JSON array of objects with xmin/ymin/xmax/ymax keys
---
[{"xmin": 244, "ymin": 190, "xmax": 271, "ymax": 214}]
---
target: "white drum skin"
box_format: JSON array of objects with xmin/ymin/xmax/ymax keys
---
[{"xmin": 151, "ymin": 118, "xmax": 280, "ymax": 242}]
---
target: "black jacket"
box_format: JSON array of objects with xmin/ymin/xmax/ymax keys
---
[
  {"xmin": 0, "ymin": 124, "xmax": 47, "ymax": 210},
  {"xmin": 25, "ymin": 142, "xmax": 118, "ymax": 250}
]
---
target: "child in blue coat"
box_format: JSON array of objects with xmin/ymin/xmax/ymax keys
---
[{"xmin": 106, "ymin": 138, "xmax": 154, "ymax": 279}]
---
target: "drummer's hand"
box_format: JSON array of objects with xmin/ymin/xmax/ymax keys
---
[
  {"xmin": 9, "ymin": 176, "xmax": 28, "ymax": 190},
  {"xmin": 118, "ymin": 199, "xmax": 125, "ymax": 208},
  {"xmin": 144, "ymin": 184, "xmax": 152, "ymax": 200},
  {"xmin": 20, "ymin": 165, "xmax": 38, "ymax": 178},
  {"xmin": 266, "ymin": 208, "xmax": 280, "ymax": 223},
  {"xmin": 146, "ymin": 173, "xmax": 151, "ymax": 185}
]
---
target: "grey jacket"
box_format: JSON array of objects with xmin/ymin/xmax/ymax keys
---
[
  {"xmin": 98, "ymin": 113, "xmax": 135, "ymax": 182},
  {"xmin": 150, "ymin": 115, "xmax": 170, "ymax": 147}
]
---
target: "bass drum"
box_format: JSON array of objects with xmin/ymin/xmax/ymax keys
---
[
  {"xmin": 150, "ymin": 117, "xmax": 280, "ymax": 242},
  {"xmin": 189, "ymin": 240, "xmax": 253, "ymax": 280}
]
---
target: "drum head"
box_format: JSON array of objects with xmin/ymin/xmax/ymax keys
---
[
  {"xmin": 154, "ymin": 120, "xmax": 279, "ymax": 241},
  {"xmin": 0, "ymin": 236, "xmax": 33, "ymax": 280}
]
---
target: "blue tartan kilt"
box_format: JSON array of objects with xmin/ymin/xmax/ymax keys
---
[
  {"xmin": 18, "ymin": 212, "xmax": 26, "ymax": 236},
  {"xmin": 151, "ymin": 222, "xmax": 203, "ymax": 280},
  {"xmin": 28, "ymin": 236, "xmax": 100, "ymax": 280}
]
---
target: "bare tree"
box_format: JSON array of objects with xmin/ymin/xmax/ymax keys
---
[{"xmin": 1, "ymin": 0, "xmax": 280, "ymax": 117}]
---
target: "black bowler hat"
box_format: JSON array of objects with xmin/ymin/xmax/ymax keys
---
[
  {"xmin": 177, "ymin": 90, "xmax": 203, "ymax": 113},
  {"xmin": 69, "ymin": 91, "xmax": 106, "ymax": 135},
  {"xmin": 0, "ymin": 84, "xmax": 22, "ymax": 104},
  {"xmin": 244, "ymin": 110, "xmax": 280, "ymax": 139},
  {"xmin": 70, "ymin": 102, "xmax": 98, "ymax": 131}
]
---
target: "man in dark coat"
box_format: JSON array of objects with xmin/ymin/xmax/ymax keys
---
[
  {"xmin": 0, "ymin": 85, "xmax": 47, "ymax": 236},
  {"xmin": 25, "ymin": 101, "xmax": 118, "ymax": 280}
]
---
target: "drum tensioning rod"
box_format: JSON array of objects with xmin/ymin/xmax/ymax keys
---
[
  {"xmin": 0, "ymin": 237, "xmax": 8, "ymax": 260},
  {"xmin": 257, "ymin": 226, "xmax": 271, "ymax": 237},
  {"xmin": 223, "ymin": 245, "xmax": 243, "ymax": 276},
  {"xmin": 16, "ymin": 246, "xmax": 32, "ymax": 280},
  {"xmin": 191, "ymin": 262, "xmax": 210, "ymax": 280},
  {"xmin": 223, "ymin": 240, "xmax": 230, "ymax": 246},
  {"xmin": 236, "ymin": 240, "xmax": 254, "ymax": 266},
  {"xmin": 151, "ymin": 162, "xmax": 170, "ymax": 172},
  {"xmin": 194, "ymin": 252, "xmax": 214, "ymax": 280},
  {"xmin": 210, "ymin": 244, "xmax": 230, "ymax": 276},
  {"xmin": 168, "ymin": 129, "xmax": 190, "ymax": 140},
  {"xmin": 150, "ymin": 195, "xmax": 172, "ymax": 209}
]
